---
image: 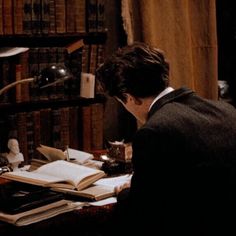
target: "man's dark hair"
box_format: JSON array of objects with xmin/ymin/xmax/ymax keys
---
[{"xmin": 96, "ymin": 42, "xmax": 170, "ymax": 102}]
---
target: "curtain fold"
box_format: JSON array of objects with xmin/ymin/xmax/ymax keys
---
[{"xmin": 122, "ymin": 0, "xmax": 218, "ymax": 99}]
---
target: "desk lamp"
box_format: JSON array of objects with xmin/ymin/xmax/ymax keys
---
[{"xmin": 0, "ymin": 65, "xmax": 73, "ymax": 96}]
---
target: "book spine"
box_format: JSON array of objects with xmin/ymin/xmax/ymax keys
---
[
  {"xmin": 91, "ymin": 103, "xmax": 104, "ymax": 150},
  {"xmin": 41, "ymin": 0, "xmax": 50, "ymax": 34},
  {"xmin": 0, "ymin": 0, "xmax": 3, "ymax": 35},
  {"xmin": 65, "ymin": 0, "xmax": 76, "ymax": 33},
  {"xmin": 31, "ymin": 0, "xmax": 41, "ymax": 34},
  {"xmin": 89, "ymin": 44, "xmax": 98, "ymax": 74},
  {"xmin": 86, "ymin": 0, "xmax": 97, "ymax": 33},
  {"xmin": 69, "ymin": 106, "xmax": 80, "ymax": 149},
  {"xmin": 26, "ymin": 112, "xmax": 35, "ymax": 161},
  {"xmin": 13, "ymin": 0, "xmax": 24, "ymax": 34},
  {"xmin": 23, "ymin": 0, "xmax": 32, "ymax": 35},
  {"xmin": 55, "ymin": 0, "xmax": 66, "ymax": 33},
  {"xmin": 49, "ymin": 0, "xmax": 56, "ymax": 34},
  {"xmin": 0, "ymin": 58, "xmax": 11, "ymax": 104},
  {"xmin": 81, "ymin": 105, "xmax": 92, "ymax": 152},
  {"xmin": 81, "ymin": 44, "xmax": 90, "ymax": 73},
  {"xmin": 15, "ymin": 64, "xmax": 22, "ymax": 103},
  {"xmin": 28, "ymin": 48, "xmax": 40, "ymax": 101},
  {"xmin": 95, "ymin": 44, "xmax": 105, "ymax": 95},
  {"xmin": 40, "ymin": 108, "xmax": 52, "ymax": 147},
  {"xmin": 32, "ymin": 110, "xmax": 41, "ymax": 159},
  {"xmin": 75, "ymin": 0, "xmax": 86, "ymax": 33},
  {"xmin": 60, "ymin": 107, "xmax": 70, "ymax": 150},
  {"xmin": 52, "ymin": 108, "xmax": 61, "ymax": 149},
  {"xmin": 19, "ymin": 50, "xmax": 30, "ymax": 102},
  {"xmin": 17, "ymin": 112, "xmax": 28, "ymax": 164},
  {"xmin": 97, "ymin": 0, "xmax": 105, "ymax": 32},
  {"xmin": 2, "ymin": 0, "xmax": 13, "ymax": 35}
]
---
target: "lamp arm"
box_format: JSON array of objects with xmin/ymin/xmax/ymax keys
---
[{"xmin": 0, "ymin": 78, "xmax": 35, "ymax": 96}]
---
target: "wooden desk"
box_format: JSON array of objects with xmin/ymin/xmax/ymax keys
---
[{"xmin": 0, "ymin": 177, "xmax": 116, "ymax": 236}]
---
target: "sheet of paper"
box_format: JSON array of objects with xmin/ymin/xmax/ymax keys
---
[
  {"xmin": 94, "ymin": 174, "xmax": 132, "ymax": 189},
  {"xmin": 66, "ymin": 148, "xmax": 94, "ymax": 164}
]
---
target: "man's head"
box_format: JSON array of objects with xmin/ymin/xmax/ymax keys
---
[{"xmin": 96, "ymin": 42, "xmax": 170, "ymax": 103}]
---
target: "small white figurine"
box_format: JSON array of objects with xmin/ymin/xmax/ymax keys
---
[{"xmin": 6, "ymin": 138, "xmax": 24, "ymax": 171}]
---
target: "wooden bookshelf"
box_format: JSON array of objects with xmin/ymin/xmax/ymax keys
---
[
  {"xmin": 0, "ymin": 96, "xmax": 106, "ymax": 113},
  {"xmin": 0, "ymin": 0, "xmax": 107, "ymax": 162},
  {"xmin": 0, "ymin": 33, "xmax": 107, "ymax": 47}
]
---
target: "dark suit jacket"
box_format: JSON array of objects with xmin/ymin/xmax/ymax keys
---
[{"xmin": 116, "ymin": 87, "xmax": 236, "ymax": 235}]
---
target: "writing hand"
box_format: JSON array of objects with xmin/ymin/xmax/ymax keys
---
[{"xmin": 114, "ymin": 181, "xmax": 131, "ymax": 195}]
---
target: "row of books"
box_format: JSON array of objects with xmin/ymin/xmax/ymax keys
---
[
  {"xmin": 0, "ymin": 103, "xmax": 104, "ymax": 164},
  {"xmin": 0, "ymin": 43, "xmax": 105, "ymax": 104},
  {"xmin": 0, "ymin": 0, "xmax": 105, "ymax": 35}
]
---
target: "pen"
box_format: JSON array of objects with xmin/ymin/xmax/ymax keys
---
[{"xmin": 66, "ymin": 145, "xmax": 70, "ymax": 162}]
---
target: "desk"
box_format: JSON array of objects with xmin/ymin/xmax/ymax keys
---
[
  {"xmin": 0, "ymin": 177, "xmax": 116, "ymax": 236},
  {"xmin": 0, "ymin": 203, "xmax": 116, "ymax": 236}
]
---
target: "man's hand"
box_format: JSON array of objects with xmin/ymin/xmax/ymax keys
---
[{"xmin": 114, "ymin": 181, "xmax": 131, "ymax": 195}]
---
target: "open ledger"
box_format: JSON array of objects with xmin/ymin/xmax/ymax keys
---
[
  {"xmin": 51, "ymin": 174, "xmax": 132, "ymax": 201},
  {"xmin": 0, "ymin": 200, "xmax": 80, "ymax": 226},
  {"xmin": 2, "ymin": 160, "xmax": 105, "ymax": 191}
]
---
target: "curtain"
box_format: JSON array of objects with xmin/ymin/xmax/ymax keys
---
[{"xmin": 121, "ymin": 0, "xmax": 218, "ymax": 100}]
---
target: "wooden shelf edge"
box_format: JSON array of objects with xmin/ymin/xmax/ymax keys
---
[
  {"xmin": 0, "ymin": 96, "xmax": 106, "ymax": 113},
  {"xmin": 0, "ymin": 32, "xmax": 107, "ymax": 47}
]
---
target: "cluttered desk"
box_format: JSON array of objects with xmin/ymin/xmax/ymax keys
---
[
  {"xmin": 0, "ymin": 144, "xmax": 132, "ymax": 235},
  {"xmin": 0, "ymin": 183, "xmax": 116, "ymax": 236}
]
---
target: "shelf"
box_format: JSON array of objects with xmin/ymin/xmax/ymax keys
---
[
  {"xmin": 0, "ymin": 96, "xmax": 106, "ymax": 113},
  {"xmin": 0, "ymin": 32, "xmax": 107, "ymax": 47}
]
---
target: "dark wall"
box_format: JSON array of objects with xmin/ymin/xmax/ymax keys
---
[{"xmin": 216, "ymin": 0, "xmax": 236, "ymax": 105}]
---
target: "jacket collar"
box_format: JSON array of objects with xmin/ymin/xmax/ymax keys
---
[{"xmin": 148, "ymin": 87, "xmax": 194, "ymax": 119}]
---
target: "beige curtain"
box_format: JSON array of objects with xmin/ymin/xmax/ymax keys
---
[{"xmin": 121, "ymin": 0, "xmax": 218, "ymax": 99}]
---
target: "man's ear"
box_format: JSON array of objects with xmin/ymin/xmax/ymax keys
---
[{"xmin": 126, "ymin": 93, "xmax": 142, "ymax": 105}]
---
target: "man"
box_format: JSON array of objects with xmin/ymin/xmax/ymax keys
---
[{"xmin": 96, "ymin": 42, "xmax": 236, "ymax": 235}]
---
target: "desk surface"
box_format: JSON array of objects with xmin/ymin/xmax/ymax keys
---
[{"xmin": 0, "ymin": 177, "xmax": 116, "ymax": 235}]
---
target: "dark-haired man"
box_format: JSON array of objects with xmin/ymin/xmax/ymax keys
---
[{"xmin": 96, "ymin": 42, "xmax": 236, "ymax": 235}]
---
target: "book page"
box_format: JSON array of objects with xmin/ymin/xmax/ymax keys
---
[
  {"xmin": 94, "ymin": 174, "xmax": 132, "ymax": 189},
  {"xmin": 2, "ymin": 160, "xmax": 105, "ymax": 190},
  {"xmin": 2, "ymin": 171, "xmax": 66, "ymax": 186},
  {"xmin": 88, "ymin": 197, "xmax": 117, "ymax": 206},
  {"xmin": 66, "ymin": 148, "xmax": 94, "ymax": 164},
  {"xmin": 37, "ymin": 145, "xmax": 66, "ymax": 161},
  {"xmin": 35, "ymin": 160, "xmax": 105, "ymax": 190}
]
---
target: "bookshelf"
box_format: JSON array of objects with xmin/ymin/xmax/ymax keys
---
[
  {"xmin": 0, "ymin": 96, "xmax": 106, "ymax": 113},
  {"xmin": 0, "ymin": 0, "xmax": 106, "ymax": 164},
  {"xmin": 0, "ymin": 33, "xmax": 107, "ymax": 47}
]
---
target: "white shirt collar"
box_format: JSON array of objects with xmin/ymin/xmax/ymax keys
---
[{"xmin": 149, "ymin": 87, "xmax": 174, "ymax": 111}]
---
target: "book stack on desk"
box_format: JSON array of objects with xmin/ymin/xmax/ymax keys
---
[
  {"xmin": 0, "ymin": 199, "xmax": 80, "ymax": 226},
  {"xmin": 52, "ymin": 174, "xmax": 132, "ymax": 201},
  {"xmin": 0, "ymin": 181, "xmax": 80, "ymax": 226}
]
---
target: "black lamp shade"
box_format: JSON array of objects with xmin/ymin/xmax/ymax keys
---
[{"xmin": 36, "ymin": 65, "xmax": 73, "ymax": 89}]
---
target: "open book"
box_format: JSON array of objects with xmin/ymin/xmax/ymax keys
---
[
  {"xmin": 36, "ymin": 144, "xmax": 94, "ymax": 164},
  {"xmin": 52, "ymin": 174, "xmax": 132, "ymax": 201},
  {"xmin": 0, "ymin": 200, "xmax": 80, "ymax": 226},
  {"xmin": 2, "ymin": 160, "xmax": 105, "ymax": 191}
]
